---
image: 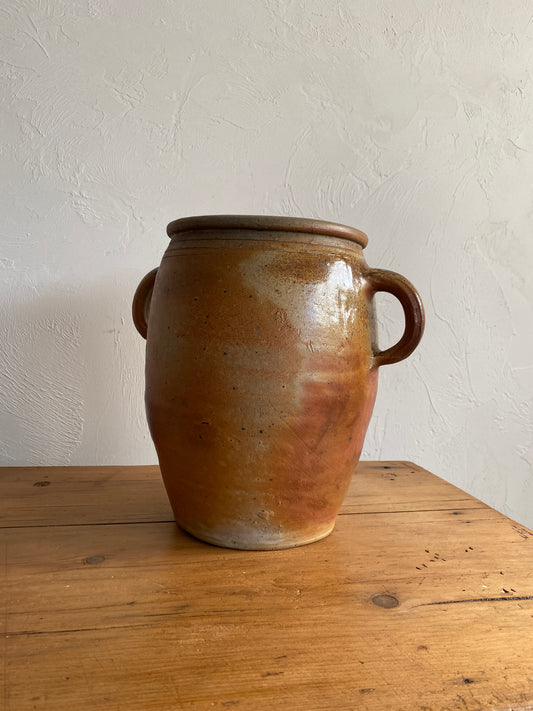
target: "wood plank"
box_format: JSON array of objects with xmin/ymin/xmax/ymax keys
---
[
  {"xmin": 3, "ymin": 500, "xmax": 533, "ymax": 710},
  {"xmin": 345, "ymin": 461, "xmax": 488, "ymax": 514},
  {"xmin": 0, "ymin": 465, "xmax": 174, "ymax": 528},
  {"xmin": 0, "ymin": 461, "xmax": 487, "ymax": 528}
]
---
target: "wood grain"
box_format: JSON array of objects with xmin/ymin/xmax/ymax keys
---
[
  {"xmin": 0, "ymin": 461, "xmax": 485, "ymax": 528},
  {"xmin": 2, "ymin": 461, "xmax": 533, "ymax": 710}
]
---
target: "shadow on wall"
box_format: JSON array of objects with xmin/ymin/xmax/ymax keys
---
[{"xmin": 0, "ymin": 278, "xmax": 149, "ymax": 466}]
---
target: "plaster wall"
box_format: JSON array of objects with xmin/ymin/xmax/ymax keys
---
[{"xmin": 2, "ymin": 1, "xmax": 533, "ymax": 526}]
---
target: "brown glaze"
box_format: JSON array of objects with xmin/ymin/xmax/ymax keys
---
[{"xmin": 133, "ymin": 216, "xmax": 424, "ymax": 549}]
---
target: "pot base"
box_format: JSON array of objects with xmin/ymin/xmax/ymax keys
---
[{"xmin": 177, "ymin": 519, "xmax": 336, "ymax": 551}]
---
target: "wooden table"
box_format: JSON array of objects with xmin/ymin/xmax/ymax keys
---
[{"xmin": 2, "ymin": 461, "xmax": 533, "ymax": 710}]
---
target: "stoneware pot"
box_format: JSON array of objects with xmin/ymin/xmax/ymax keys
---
[{"xmin": 133, "ymin": 215, "xmax": 424, "ymax": 550}]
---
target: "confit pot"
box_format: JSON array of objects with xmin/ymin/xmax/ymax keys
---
[{"xmin": 133, "ymin": 215, "xmax": 424, "ymax": 550}]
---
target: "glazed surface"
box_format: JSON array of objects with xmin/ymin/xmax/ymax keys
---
[{"xmin": 145, "ymin": 234, "xmax": 378, "ymax": 548}]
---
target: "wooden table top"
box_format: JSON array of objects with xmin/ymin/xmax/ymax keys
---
[{"xmin": 2, "ymin": 461, "xmax": 533, "ymax": 710}]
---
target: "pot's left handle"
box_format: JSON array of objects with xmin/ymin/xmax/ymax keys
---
[{"xmin": 132, "ymin": 268, "xmax": 158, "ymax": 339}]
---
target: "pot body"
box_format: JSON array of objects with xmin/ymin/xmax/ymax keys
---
[{"xmin": 133, "ymin": 216, "xmax": 424, "ymax": 549}]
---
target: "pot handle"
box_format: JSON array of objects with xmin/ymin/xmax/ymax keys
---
[
  {"xmin": 132, "ymin": 268, "xmax": 158, "ymax": 339},
  {"xmin": 365, "ymin": 268, "xmax": 425, "ymax": 367}
]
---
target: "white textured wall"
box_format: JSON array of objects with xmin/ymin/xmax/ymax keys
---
[{"xmin": 2, "ymin": 1, "xmax": 533, "ymax": 526}]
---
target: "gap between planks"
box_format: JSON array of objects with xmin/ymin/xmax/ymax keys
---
[{"xmin": 0, "ymin": 505, "xmax": 489, "ymax": 530}]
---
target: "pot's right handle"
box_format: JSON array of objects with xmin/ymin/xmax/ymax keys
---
[
  {"xmin": 365, "ymin": 268, "xmax": 425, "ymax": 367},
  {"xmin": 132, "ymin": 268, "xmax": 158, "ymax": 339}
]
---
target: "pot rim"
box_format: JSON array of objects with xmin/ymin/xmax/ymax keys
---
[{"xmin": 166, "ymin": 214, "xmax": 368, "ymax": 248}]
